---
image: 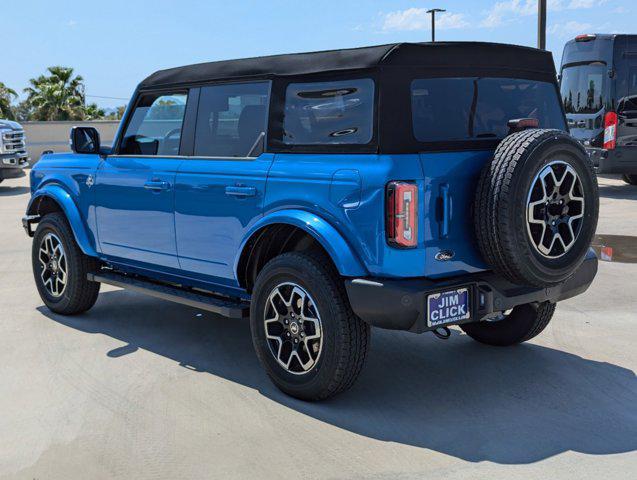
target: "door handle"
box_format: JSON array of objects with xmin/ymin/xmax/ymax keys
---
[
  {"xmin": 144, "ymin": 180, "xmax": 170, "ymax": 191},
  {"xmin": 438, "ymin": 183, "xmax": 452, "ymax": 239},
  {"xmin": 225, "ymin": 186, "xmax": 257, "ymax": 197}
]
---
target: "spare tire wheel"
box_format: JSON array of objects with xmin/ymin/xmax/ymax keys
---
[{"xmin": 474, "ymin": 129, "xmax": 599, "ymax": 287}]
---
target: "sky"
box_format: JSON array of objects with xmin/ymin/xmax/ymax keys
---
[{"xmin": 5, "ymin": 0, "xmax": 634, "ymax": 109}]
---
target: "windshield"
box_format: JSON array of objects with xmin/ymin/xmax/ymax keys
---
[
  {"xmin": 560, "ymin": 63, "xmax": 606, "ymax": 114},
  {"xmin": 411, "ymin": 77, "xmax": 565, "ymax": 143}
]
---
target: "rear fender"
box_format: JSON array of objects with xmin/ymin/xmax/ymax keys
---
[
  {"xmin": 236, "ymin": 209, "xmax": 367, "ymax": 277},
  {"xmin": 27, "ymin": 184, "xmax": 97, "ymax": 257}
]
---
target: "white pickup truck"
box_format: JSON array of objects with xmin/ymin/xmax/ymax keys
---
[{"xmin": 0, "ymin": 120, "xmax": 28, "ymax": 184}]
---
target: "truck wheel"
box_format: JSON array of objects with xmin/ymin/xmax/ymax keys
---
[
  {"xmin": 622, "ymin": 174, "xmax": 637, "ymax": 185},
  {"xmin": 32, "ymin": 212, "xmax": 100, "ymax": 315},
  {"xmin": 460, "ymin": 301, "xmax": 556, "ymax": 346},
  {"xmin": 474, "ymin": 129, "xmax": 599, "ymax": 287},
  {"xmin": 250, "ymin": 252, "xmax": 370, "ymax": 401}
]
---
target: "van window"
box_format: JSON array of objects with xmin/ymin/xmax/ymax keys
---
[
  {"xmin": 560, "ymin": 63, "xmax": 606, "ymax": 114},
  {"xmin": 283, "ymin": 79, "xmax": 374, "ymax": 145},
  {"xmin": 411, "ymin": 78, "xmax": 565, "ymax": 142},
  {"xmin": 620, "ymin": 66, "xmax": 637, "ymax": 111},
  {"xmin": 194, "ymin": 82, "xmax": 270, "ymax": 157},
  {"xmin": 120, "ymin": 92, "xmax": 187, "ymax": 155}
]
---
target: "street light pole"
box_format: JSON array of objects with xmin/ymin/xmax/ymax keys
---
[
  {"xmin": 426, "ymin": 8, "xmax": 446, "ymax": 42},
  {"xmin": 538, "ymin": 0, "xmax": 547, "ymax": 49}
]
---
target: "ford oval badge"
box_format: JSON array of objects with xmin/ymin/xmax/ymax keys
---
[{"xmin": 435, "ymin": 250, "xmax": 455, "ymax": 261}]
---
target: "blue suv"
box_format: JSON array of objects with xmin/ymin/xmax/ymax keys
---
[{"xmin": 23, "ymin": 42, "xmax": 599, "ymax": 400}]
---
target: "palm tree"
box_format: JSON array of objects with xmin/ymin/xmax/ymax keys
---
[
  {"xmin": 0, "ymin": 82, "xmax": 17, "ymax": 120},
  {"xmin": 24, "ymin": 66, "xmax": 85, "ymax": 121},
  {"xmin": 83, "ymin": 103, "xmax": 105, "ymax": 120}
]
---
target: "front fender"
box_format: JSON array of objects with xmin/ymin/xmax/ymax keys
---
[
  {"xmin": 237, "ymin": 209, "xmax": 367, "ymax": 277},
  {"xmin": 27, "ymin": 184, "xmax": 97, "ymax": 257}
]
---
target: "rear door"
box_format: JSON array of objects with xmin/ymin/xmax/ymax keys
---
[
  {"xmin": 411, "ymin": 76, "xmax": 567, "ymax": 277},
  {"xmin": 174, "ymin": 81, "xmax": 272, "ymax": 284},
  {"xmin": 95, "ymin": 91, "xmax": 189, "ymax": 269}
]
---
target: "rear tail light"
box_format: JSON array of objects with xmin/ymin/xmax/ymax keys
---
[
  {"xmin": 386, "ymin": 181, "xmax": 418, "ymax": 248},
  {"xmin": 603, "ymin": 111, "xmax": 618, "ymax": 150}
]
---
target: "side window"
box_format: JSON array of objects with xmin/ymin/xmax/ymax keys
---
[
  {"xmin": 283, "ymin": 78, "xmax": 374, "ymax": 145},
  {"xmin": 194, "ymin": 82, "xmax": 270, "ymax": 157},
  {"xmin": 120, "ymin": 92, "xmax": 187, "ymax": 155},
  {"xmin": 625, "ymin": 66, "xmax": 637, "ymax": 111}
]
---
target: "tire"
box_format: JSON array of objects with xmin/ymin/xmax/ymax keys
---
[
  {"xmin": 460, "ymin": 301, "xmax": 556, "ymax": 346},
  {"xmin": 474, "ymin": 129, "xmax": 599, "ymax": 287},
  {"xmin": 622, "ymin": 174, "xmax": 637, "ymax": 185},
  {"xmin": 250, "ymin": 252, "xmax": 370, "ymax": 401},
  {"xmin": 32, "ymin": 212, "xmax": 101, "ymax": 315}
]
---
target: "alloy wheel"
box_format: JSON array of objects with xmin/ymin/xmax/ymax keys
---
[
  {"xmin": 263, "ymin": 282, "xmax": 323, "ymax": 375},
  {"xmin": 38, "ymin": 232, "xmax": 68, "ymax": 297},
  {"xmin": 526, "ymin": 160, "xmax": 585, "ymax": 258}
]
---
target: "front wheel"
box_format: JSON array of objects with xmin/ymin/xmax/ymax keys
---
[
  {"xmin": 250, "ymin": 252, "xmax": 370, "ymax": 401},
  {"xmin": 460, "ymin": 301, "xmax": 556, "ymax": 346},
  {"xmin": 32, "ymin": 212, "xmax": 101, "ymax": 315}
]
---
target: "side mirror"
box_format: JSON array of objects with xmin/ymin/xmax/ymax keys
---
[{"xmin": 70, "ymin": 126, "xmax": 100, "ymax": 154}]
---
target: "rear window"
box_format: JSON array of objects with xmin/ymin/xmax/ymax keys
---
[
  {"xmin": 560, "ymin": 63, "xmax": 606, "ymax": 114},
  {"xmin": 411, "ymin": 77, "xmax": 565, "ymax": 143},
  {"xmin": 283, "ymin": 78, "xmax": 374, "ymax": 145}
]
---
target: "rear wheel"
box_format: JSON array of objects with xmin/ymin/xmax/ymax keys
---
[
  {"xmin": 460, "ymin": 301, "xmax": 556, "ymax": 346},
  {"xmin": 622, "ymin": 174, "xmax": 637, "ymax": 185},
  {"xmin": 32, "ymin": 213, "xmax": 101, "ymax": 315},
  {"xmin": 250, "ymin": 252, "xmax": 370, "ymax": 401}
]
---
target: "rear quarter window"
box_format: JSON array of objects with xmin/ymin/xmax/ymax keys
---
[
  {"xmin": 283, "ymin": 78, "xmax": 374, "ymax": 145},
  {"xmin": 411, "ymin": 77, "xmax": 565, "ymax": 143}
]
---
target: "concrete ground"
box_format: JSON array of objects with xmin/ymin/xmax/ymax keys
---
[{"xmin": 0, "ymin": 174, "xmax": 635, "ymax": 480}]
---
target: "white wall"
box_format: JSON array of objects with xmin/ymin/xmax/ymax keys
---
[{"xmin": 22, "ymin": 120, "xmax": 120, "ymax": 164}]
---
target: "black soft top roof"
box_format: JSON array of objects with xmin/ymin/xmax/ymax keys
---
[{"xmin": 140, "ymin": 42, "xmax": 557, "ymax": 89}]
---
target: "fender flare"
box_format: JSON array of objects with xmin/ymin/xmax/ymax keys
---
[
  {"xmin": 236, "ymin": 209, "xmax": 367, "ymax": 278},
  {"xmin": 27, "ymin": 184, "xmax": 97, "ymax": 257}
]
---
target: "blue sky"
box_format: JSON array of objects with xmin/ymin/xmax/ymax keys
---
[{"xmin": 7, "ymin": 0, "xmax": 634, "ymax": 109}]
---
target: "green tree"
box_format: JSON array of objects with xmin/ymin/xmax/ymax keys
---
[
  {"xmin": 83, "ymin": 102, "xmax": 106, "ymax": 120},
  {"xmin": 24, "ymin": 66, "xmax": 85, "ymax": 121},
  {"xmin": 0, "ymin": 82, "xmax": 17, "ymax": 120}
]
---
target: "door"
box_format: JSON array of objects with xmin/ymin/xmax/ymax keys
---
[
  {"xmin": 175, "ymin": 81, "xmax": 272, "ymax": 284},
  {"xmin": 95, "ymin": 90, "xmax": 189, "ymax": 269}
]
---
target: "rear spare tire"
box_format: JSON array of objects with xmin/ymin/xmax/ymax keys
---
[{"xmin": 474, "ymin": 129, "xmax": 598, "ymax": 287}]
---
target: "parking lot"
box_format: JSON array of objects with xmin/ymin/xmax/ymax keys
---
[{"xmin": 0, "ymin": 174, "xmax": 635, "ymax": 479}]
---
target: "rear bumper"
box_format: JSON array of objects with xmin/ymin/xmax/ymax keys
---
[
  {"xmin": 345, "ymin": 249, "xmax": 598, "ymax": 333},
  {"xmin": 587, "ymin": 147, "xmax": 637, "ymax": 174}
]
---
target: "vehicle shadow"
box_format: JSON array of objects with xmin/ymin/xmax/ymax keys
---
[
  {"xmin": 0, "ymin": 185, "xmax": 30, "ymax": 197},
  {"xmin": 38, "ymin": 289, "xmax": 637, "ymax": 465},
  {"xmin": 597, "ymin": 182, "xmax": 637, "ymax": 200}
]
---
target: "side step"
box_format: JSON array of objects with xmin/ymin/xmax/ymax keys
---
[{"xmin": 87, "ymin": 272, "xmax": 250, "ymax": 319}]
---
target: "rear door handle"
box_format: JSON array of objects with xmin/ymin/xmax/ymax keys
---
[
  {"xmin": 438, "ymin": 183, "xmax": 452, "ymax": 239},
  {"xmin": 144, "ymin": 180, "xmax": 170, "ymax": 191},
  {"xmin": 225, "ymin": 186, "xmax": 257, "ymax": 197}
]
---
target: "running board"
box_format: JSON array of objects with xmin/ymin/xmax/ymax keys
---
[{"xmin": 87, "ymin": 272, "xmax": 249, "ymax": 319}]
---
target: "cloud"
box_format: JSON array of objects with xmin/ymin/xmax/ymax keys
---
[
  {"xmin": 67, "ymin": 20, "xmax": 77, "ymax": 27},
  {"xmin": 481, "ymin": 0, "xmax": 608, "ymax": 28},
  {"xmin": 382, "ymin": 8, "xmax": 468, "ymax": 32},
  {"xmin": 547, "ymin": 20, "xmax": 593, "ymax": 38}
]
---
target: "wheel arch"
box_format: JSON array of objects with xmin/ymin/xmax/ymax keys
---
[
  {"xmin": 27, "ymin": 185, "xmax": 97, "ymax": 257},
  {"xmin": 235, "ymin": 210, "xmax": 367, "ymax": 292}
]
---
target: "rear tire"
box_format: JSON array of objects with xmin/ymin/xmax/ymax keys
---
[
  {"xmin": 622, "ymin": 174, "xmax": 637, "ymax": 185},
  {"xmin": 460, "ymin": 301, "xmax": 556, "ymax": 346},
  {"xmin": 32, "ymin": 212, "xmax": 101, "ymax": 315},
  {"xmin": 250, "ymin": 252, "xmax": 370, "ymax": 401}
]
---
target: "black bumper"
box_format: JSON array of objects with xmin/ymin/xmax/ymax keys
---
[
  {"xmin": 345, "ymin": 249, "xmax": 598, "ymax": 334},
  {"xmin": 0, "ymin": 166, "xmax": 26, "ymax": 180},
  {"xmin": 587, "ymin": 147, "xmax": 637, "ymax": 174}
]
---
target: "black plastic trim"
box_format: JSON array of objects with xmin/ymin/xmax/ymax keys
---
[{"xmin": 345, "ymin": 249, "xmax": 598, "ymax": 334}]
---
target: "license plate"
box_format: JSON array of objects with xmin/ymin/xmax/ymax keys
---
[{"xmin": 427, "ymin": 287, "xmax": 471, "ymax": 327}]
